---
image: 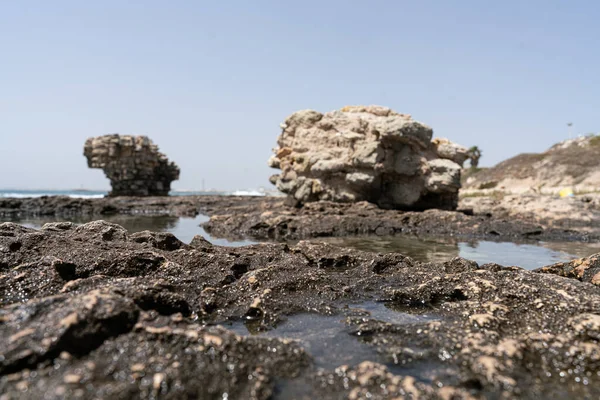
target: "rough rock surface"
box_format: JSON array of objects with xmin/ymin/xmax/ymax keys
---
[
  {"xmin": 203, "ymin": 198, "xmax": 597, "ymax": 242},
  {"xmin": 459, "ymin": 193, "xmax": 600, "ymax": 231},
  {"xmin": 268, "ymin": 106, "xmax": 467, "ymax": 210},
  {"xmin": 2, "ymin": 221, "xmax": 600, "ymax": 398},
  {"xmin": 84, "ymin": 134, "xmax": 180, "ymax": 197},
  {"xmin": 462, "ymin": 135, "xmax": 600, "ymax": 194},
  {"xmin": 2, "ymin": 195, "xmax": 599, "ymax": 242},
  {"xmin": 536, "ymin": 253, "xmax": 600, "ymax": 285},
  {"xmin": 432, "ymin": 137, "xmax": 470, "ymax": 165}
]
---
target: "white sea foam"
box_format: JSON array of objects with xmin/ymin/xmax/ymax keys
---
[
  {"xmin": 67, "ymin": 194, "xmax": 105, "ymax": 199},
  {"xmin": 229, "ymin": 190, "xmax": 266, "ymax": 196},
  {"xmin": 0, "ymin": 192, "xmax": 106, "ymax": 199},
  {"xmin": 0, "ymin": 189, "xmax": 278, "ymax": 198}
]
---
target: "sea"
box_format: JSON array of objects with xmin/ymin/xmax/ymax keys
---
[
  {"xmin": 0, "ymin": 188, "xmax": 270, "ymax": 199},
  {"xmin": 1, "ymin": 188, "xmax": 599, "ymax": 269}
]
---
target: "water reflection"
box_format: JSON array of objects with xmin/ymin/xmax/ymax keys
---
[
  {"xmin": 225, "ymin": 301, "xmax": 434, "ymax": 370},
  {"xmin": 3, "ymin": 214, "xmax": 599, "ymax": 267},
  {"xmin": 225, "ymin": 301, "xmax": 447, "ymax": 400},
  {"xmin": 318, "ymin": 235, "xmax": 600, "ymax": 270},
  {"xmin": 3, "ymin": 214, "xmax": 179, "ymax": 233},
  {"xmin": 0, "ymin": 214, "xmax": 255, "ymax": 247},
  {"xmin": 316, "ymin": 236, "xmax": 460, "ymax": 263},
  {"xmin": 458, "ymin": 240, "xmax": 600, "ymax": 269}
]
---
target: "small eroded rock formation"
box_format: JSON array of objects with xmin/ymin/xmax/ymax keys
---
[
  {"xmin": 268, "ymin": 105, "xmax": 467, "ymax": 210},
  {"xmin": 84, "ymin": 134, "xmax": 180, "ymax": 197}
]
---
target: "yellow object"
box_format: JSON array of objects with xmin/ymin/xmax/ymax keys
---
[{"xmin": 559, "ymin": 188, "xmax": 574, "ymax": 197}]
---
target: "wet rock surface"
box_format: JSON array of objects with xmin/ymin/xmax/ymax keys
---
[
  {"xmin": 1, "ymin": 195, "xmax": 598, "ymax": 243},
  {"xmin": 536, "ymin": 253, "xmax": 600, "ymax": 285},
  {"xmin": 2, "ymin": 221, "xmax": 600, "ymax": 398},
  {"xmin": 268, "ymin": 105, "xmax": 466, "ymax": 210},
  {"xmin": 202, "ymin": 198, "xmax": 598, "ymax": 242},
  {"xmin": 84, "ymin": 134, "xmax": 180, "ymax": 197}
]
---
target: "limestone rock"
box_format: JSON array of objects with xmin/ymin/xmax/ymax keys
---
[
  {"xmin": 268, "ymin": 105, "xmax": 465, "ymax": 210},
  {"xmin": 84, "ymin": 134, "xmax": 180, "ymax": 197},
  {"xmin": 462, "ymin": 135, "xmax": 600, "ymax": 194},
  {"xmin": 432, "ymin": 137, "xmax": 469, "ymax": 166}
]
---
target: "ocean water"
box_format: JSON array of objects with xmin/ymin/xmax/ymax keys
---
[
  {"xmin": 0, "ymin": 188, "xmax": 269, "ymax": 198},
  {"xmin": 0, "ymin": 189, "xmax": 108, "ymax": 199}
]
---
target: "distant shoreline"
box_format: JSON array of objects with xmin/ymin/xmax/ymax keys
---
[{"xmin": 0, "ymin": 188, "xmax": 278, "ymax": 199}]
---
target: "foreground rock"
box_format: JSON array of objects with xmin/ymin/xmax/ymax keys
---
[
  {"xmin": 269, "ymin": 105, "xmax": 467, "ymax": 210},
  {"xmin": 84, "ymin": 134, "xmax": 180, "ymax": 196},
  {"xmin": 536, "ymin": 252, "xmax": 600, "ymax": 285},
  {"xmin": 2, "ymin": 221, "xmax": 600, "ymax": 398}
]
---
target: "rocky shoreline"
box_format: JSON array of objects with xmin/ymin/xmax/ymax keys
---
[
  {"xmin": 459, "ymin": 192, "xmax": 600, "ymax": 231},
  {"xmin": 2, "ymin": 219, "xmax": 600, "ymax": 399},
  {"xmin": 2, "ymin": 194, "xmax": 600, "ymax": 243},
  {"xmin": 2, "ymin": 195, "xmax": 600, "ymax": 398}
]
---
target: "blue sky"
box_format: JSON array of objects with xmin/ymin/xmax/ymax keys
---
[{"xmin": 1, "ymin": 1, "xmax": 599, "ymax": 190}]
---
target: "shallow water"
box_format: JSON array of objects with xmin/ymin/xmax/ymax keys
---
[
  {"xmin": 225, "ymin": 301, "xmax": 435, "ymax": 370},
  {"xmin": 224, "ymin": 301, "xmax": 447, "ymax": 400},
  {"xmin": 0, "ymin": 214, "xmax": 255, "ymax": 247},
  {"xmin": 2, "ymin": 214, "xmax": 599, "ymax": 269},
  {"xmin": 318, "ymin": 235, "xmax": 600, "ymax": 270}
]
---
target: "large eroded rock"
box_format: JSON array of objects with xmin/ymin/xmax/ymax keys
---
[
  {"xmin": 84, "ymin": 134, "xmax": 180, "ymax": 197},
  {"xmin": 268, "ymin": 105, "xmax": 467, "ymax": 210}
]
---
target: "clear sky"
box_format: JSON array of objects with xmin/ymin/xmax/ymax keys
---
[{"xmin": 1, "ymin": 1, "xmax": 599, "ymax": 191}]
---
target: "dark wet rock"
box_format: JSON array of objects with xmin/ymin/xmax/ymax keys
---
[
  {"xmin": 2, "ymin": 195, "xmax": 599, "ymax": 243},
  {"xmin": 312, "ymin": 361, "xmax": 474, "ymax": 400},
  {"xmin": 440, "ymin": 256, "xmax": 480, "ymax": 274},
  {"xmin": 535, "ymin": 253, "xmax": 600, "ymax": 285},
  {"xmin": 0, "ymin": 223, "xmax": 36, "ymax": 238},
  {"xmin": 0, "ymin": 195, "xmax": 215, "ymax": 219},
  {"xmin": 0, "ymin": 314, "xmax": 309, "ymax": 400},
  {"xmin": 52, "ymin": 258, "xmax": 77, "ymax": 281},
  {"xmin": 0, "ymin": 289, "xmax": 139, "ymax": 374},
  {"xmin": 41, "ymin": 222, "xmax": 75, "ymax": 232},
  {"xmin": 202, "ymin": 198, "xmax": 597, "ymax": 243},
  {"xmin": 129, "ymin": 231, "xmax": 187, "ymax": 251},
  {"xmin": 71, "ymin": 220, "xmax": 129, "ymax": 242},
  {"xmin": 189, "ymin": 234, "xmax": 214, "ymax": 250},
  {"xmin": 84, "ymin": 134, "xmax": 180, "ymax": 197},
  {"xmin": 2, "ymin": 223, "xmax": 600, "ymax": 398}
]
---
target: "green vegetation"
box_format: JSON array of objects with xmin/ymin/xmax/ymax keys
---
[
  {"xmin": 478, "ymin": 181, "xmax": 498, "ymax": 190},
  {"xmin": 467, "ymin": 146, "xmax": 482, "ymax": 168},
  {"xmin": 589, "ymin": 135, "xmax": 600, "ymax": 147},
  {"xmin": 459, "ymin": 190, "xmax": 505, "ymax": 200}
]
